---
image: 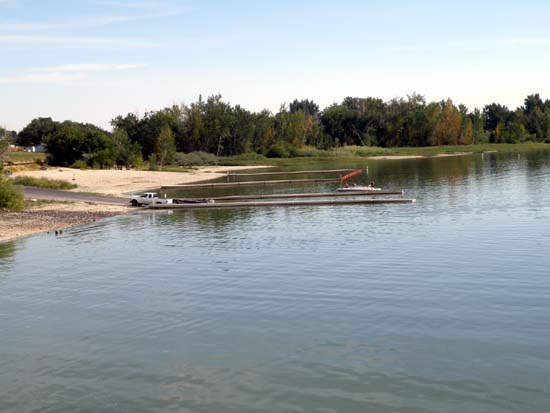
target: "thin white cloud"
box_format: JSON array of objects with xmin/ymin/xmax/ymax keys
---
[
  {"xmin": 0, "ymin": 22, "xmax": 71, "ymax": 31},
  {"xmin": 97, "ymin": 1, "xmax": 157, "ymax": 9},
  {"xmin": 0, "ymin": 63, "xmax": 146, "ymax": 85},
  {"xmin": 390, "ymin": 37, "xmax": 550, "ymax": 53},
  {"xmin": 0, "ymin": 35, "xmax": 160, "ymax": 48},
  {"xmin": 36, "ymin": 63, "xmax": 147, "ymax": 72},
  {"xmin": 0, "ymin": 72, "xmax": 85, "ymax": 85},
  {"xmin": 0, "ymin": 11, "xmax": 178, "ymax": 32}
]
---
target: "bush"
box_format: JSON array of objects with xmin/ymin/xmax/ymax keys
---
[
  {"xmin": 266, "ymin": 142, "xmax": 290, "ymax": 158},
  {"xmin": 0, "ymin": 177, "xmax": 25, "ymax": 210},
  {"xmin": 148, "ymin": 154, "xmax": 158, "ymax": 171},
  {"xmin": 227, "ymin": 152, "xmax": 267, "ymax": 162},
  {"xmin": 12, "ymin": 176, "xmax": 77, "ymax": 190},
  {"xmin": 294, "ymin": 146, "xmax": 328, "ymax": 157},
  {"xmin": 71, "ymin": 160, "xmax": 89, "ymax": 170},
  {"xmin": 175, "ymin": 151, "xmax": 219, "ymax": 166}
]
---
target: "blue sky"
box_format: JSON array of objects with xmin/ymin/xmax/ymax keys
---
[{"xmin": 2, "ymin": 0, "xmax": 550, "ymax": 130}]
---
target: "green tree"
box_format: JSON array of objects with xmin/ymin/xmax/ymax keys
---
[
  {"xmin": 470, "ymin": 109, "xmax": 487, "ymax": 144},
  {"xmin": 459, "ymin": 117, "xmax": 474, "ymax": 145},
  {"xmin": 17, "ymin": 117, "xmax": 57, "ymax": 147},
  {"xmin": 43, "ymin": 121, "xmax": 115, "ymax": 167},
  {"xmin": 483, "ymin": 103, "xmax": 511, "ymax": 142},
  {"xmin": 154, "ymin": 126, "xmax": 176, "ymax": 167},
  {"xmin": 289, "ymin": 99, "xmax": 320, "ymax": 117},
  {"xmin": 320, "ymin": 104, "xmax": 356, "ymax": 146},
  {"xmin": 111, "ymin": 129, "xmax": 142, "ymax": 168}
]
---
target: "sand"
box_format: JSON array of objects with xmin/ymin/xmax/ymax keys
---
[
  {"xmin": 11, "ymin": 165, "xmax": 271, "ymax": 196},
  {"xmin": 368, "ymin": 155, "xmax": 425, "ymax": 160},
  {"xmin": 369, "ymin": 153, "xmax": 471, "ymax": 160}
]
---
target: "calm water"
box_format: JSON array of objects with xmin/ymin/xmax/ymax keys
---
[{"xmin": 1, "ymin": 151, "xmax": 550, "ymax": 412}]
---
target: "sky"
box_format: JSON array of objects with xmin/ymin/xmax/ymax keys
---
[{"xmin": 2, "ymin": 0, "xmax": 550, "ymax": 131}]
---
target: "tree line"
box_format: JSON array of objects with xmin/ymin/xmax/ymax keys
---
[{"xmin": 9, "ymin": 93, "xmax": 550, "ymax": 167}]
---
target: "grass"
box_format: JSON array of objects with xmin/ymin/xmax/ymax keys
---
[
  {"xmin": 6, "ymin": 152, "xmax": 47, "ymax": 164},
  {"xmin": 12, "ymin": 176, "xmax": 77, "ymax": 190},
  {"xmin": 0, "ymin": 178, "xmax": 25, "ymax": 210}
]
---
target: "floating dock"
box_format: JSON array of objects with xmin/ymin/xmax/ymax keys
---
[
  {"xmin": 208, "ymin": 190, "xmax": 404, "ymax": 202},
  {"xmin": 162, "ymin": 178, "xmax": 341, "ymax": 189},
  {"xmin": 147, "ymin": 198, "xmax": 416, "ymax": 210}
]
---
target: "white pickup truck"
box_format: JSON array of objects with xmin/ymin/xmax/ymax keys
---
[{"xmin": 130, "ymin": 192, "xmax": 173, "ymax": 207}]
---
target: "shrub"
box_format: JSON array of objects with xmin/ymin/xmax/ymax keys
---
[
  {"xmin": 175, "ymin": 151, "xmax": 219, "ymax": 166},
  {"xmin": 227, "ymin": 152, "xmax": 268, "ymax": 162},
  {"xmin": 266, "ymin": 142, "xmax": 290, "ymax": 158},
  {"xmin": 294, "ymin": 146, "xmax": 327, "ymax": 157},
  {"xmin": 148, "ymin": 154, "xmax": 158, "ymax": 171},
  {"xmin": 12, "ymin": 176, "xmax": 77, "ymax": 190},
  {"xmin": 0, "ymin": 177, "xmax": 25, "ymax": 210},
  {"xmin": 71, "ymin": 160, "xmax": 89, "ymax": 170}
]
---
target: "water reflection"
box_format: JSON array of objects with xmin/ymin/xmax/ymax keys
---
[
  {"xmin": 0, "ymin": 241, "xmax": 18, "ymax": 274},
  {"xmin": 2, "ymin": 149, "xmax": 550, "ymax": 412}
]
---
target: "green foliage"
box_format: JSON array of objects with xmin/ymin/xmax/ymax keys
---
[
  {"xmin": 155, "ymin": 126, "xmax": 176, "ymax": 167},
  {"xmin": 71, "ymin": 160, "xmax": 89, "ymax": 170},
  {"xmin": 12, "ymin": 176, "xmax": 77, "ymax": 190},
  {"xmin": 148, "ymin": 154, "xmax": 158, "ymax": 171},
  {"xmin": 0, "ymin": 128, "xmax": 9, "ymax": 169},
  {"xmin": 289, "ymin": 99, "xmax": 319, "ymax": 117},
  {"xmin": 41, "ymin": 121, "xmax": 142, "ymax": 169},
  {"xmin": 175, "ymin": 151, "xmax": 218, "ymax": 166},
  {"xmin": 17, "ymin": 117, "xmax": 56, "ymax": 147},
  {"xmin": 110, "ymin": 93, "xmax": 550, "ymax": 160},
  {"xmin": 111, "ymin": 129, "xmax": 143, "ymax": 168},
  {"xmin": 0, "ymin": 177, "xmax": 25, "ymax": 210},
  {"xmin": 16, "ymin": 93, "xmax": 550, "ymax": 168},
  {"xmin": 266, "ymin": 141, "xmax": 291, "ymax": 158},
  {"xmin": 44, "ymin": 121, "xmax": 113, "ymax": 167}
]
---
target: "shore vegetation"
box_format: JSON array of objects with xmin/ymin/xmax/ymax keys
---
[
  {"xmin": 12, "ymin": 176, "xmax": 77, "ymax": 190},
  {"xmin": 0, "ymin": 177, "xmax": 25, "ymax": 210},
  {"xmin": 6, "ymin": 93, "xmax": 550, "ymax": 170}
]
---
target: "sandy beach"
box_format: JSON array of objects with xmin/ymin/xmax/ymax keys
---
[
  {"xmin": 2, "ymin": 165, "xmax": 270, "ymax": 243},
  {"xmin": 368, "ymin": 152, "xmax": 471, "ymax": 160},
  {"xmin": 368, "ymin": 155, "xmax": 424, "ymax": 160}
]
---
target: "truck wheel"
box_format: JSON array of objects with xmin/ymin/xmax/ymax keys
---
[{"xmin": 131, "ymin": 200, "xmax": 138, "ymax": 207}]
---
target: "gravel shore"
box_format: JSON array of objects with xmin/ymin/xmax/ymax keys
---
[{"xmin": 0, "ymin": 202, "xmax": 131, "ymax": 242}]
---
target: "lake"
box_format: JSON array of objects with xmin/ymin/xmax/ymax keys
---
[{"xmin": 1, "ymin": 151, "xmax": 550, "ymax": 412}]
